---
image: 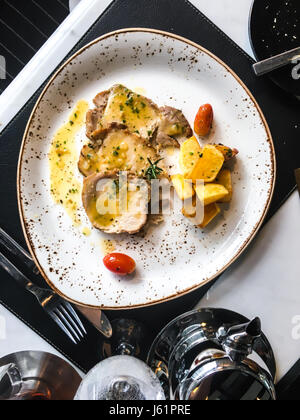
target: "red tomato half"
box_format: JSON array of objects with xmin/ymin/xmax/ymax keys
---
[{"xmin": 103, "ymin": 253, "xmax": 136, "ymax": 276}]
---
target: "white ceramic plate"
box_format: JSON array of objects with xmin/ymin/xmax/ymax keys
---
[{"xmin": 18, "ymin": 29, "xmax": 275, "ymax": 309}]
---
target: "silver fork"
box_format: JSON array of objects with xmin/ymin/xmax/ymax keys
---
[
  {"xmin": 0, "ymin": 227, "xmax": 112, "ymax": 338},
  {"xmin": 0, "ymin": 250, "xmax": 87, "ymax": 344}
]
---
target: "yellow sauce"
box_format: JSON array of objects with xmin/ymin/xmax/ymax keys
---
[
  {"xmin": 82, "ymin": 227, "xmax": 91, "ymax": 236},
  {"xmin": 86, "ymin": 179, "xmax": 142, "ymax": 229},
  {"xmin": 134, "ymin": 87, "xmax": 147, "ymax": 96},
  {"xmin": 102, "ymin": 84, "xmax": 159, "ymax": 139},
  {"xmin": 81, "ymin": 129, "xmax": 158, "ymax": 178},
  {"xmin": 166, "ymin": 146, "xmax": 176, "ymax": 156},
  {"xmin": 49, "ymin": 100, "xmax": 89, "ymax": 225},
  {"xmin": 86, "ymin": 178, "xmax": 119, "ymax": 228},
  {"xmin": 100, "ymin": 239, "xmax": 116, "ymax": 255}
]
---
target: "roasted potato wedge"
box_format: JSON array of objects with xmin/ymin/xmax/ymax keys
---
[
  {"xmin": 179, "ymin": 136, "xmax": 202, "ymax": 177},
  {"xmin": 198, "ymin": 203, "xmax": 221, "ymax": 228},
  {"xmin": 188, "ymin": 145, "xmax": 224, "ymax": 183},
  {"xmin": 215, "ymin": 169, "xmax": 233, "ymax": 203},
  {"xmin": 195, "ymin": 183, "xmax": 229, "ymax": 206},
  {"xmin": 172, "ymin": 174, "xmax": 195, "ymax": 200},
  {"xmin": 182, "ymin": 195, "xmax": 197, "ymax": 218}
]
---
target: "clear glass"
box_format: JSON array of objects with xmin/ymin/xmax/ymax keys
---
[{"xmin": 74, "ymin": 355, "xmax": 165, "ymax": 401}]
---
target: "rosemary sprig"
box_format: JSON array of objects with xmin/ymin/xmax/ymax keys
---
[{"xmin": 146, "ymin": 158, "xmax": 164, "ymax": 180}]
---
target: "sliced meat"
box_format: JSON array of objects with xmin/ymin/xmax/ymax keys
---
[
  {"xmin": 86, "ymin": 108, "xmax": 105, "ymax": 140},
  {"xmin": 78, "ymin": 123, "xmax": 160, "ymax": 178},
  {"xmin": 101, "ymin": 84, "xmax": 161, "ymax": 140},
  {"xmin": 93, "ymin": 89, "xmax": 110, "ymax": 108},
  {"xmin": 157, "ymin": 106, "xmax": 193, "ymax": 145},
  {"xmin": 82, "ymin": 171, "xmax": 149, "ymax": 234},
  {"xmin": 85, "ymin": 85, "xmax": 192, "ymax": 148},
  {"xmin": 155, "ymin": 131, "xmax": 181, "ymax": 148},
  {"xmin": 86, "ymin": 90, "xmax": 111, "ymax": 140},
  {"xmin": 88, "ymin": 84, "xmax": 160, "ymax": 141}
]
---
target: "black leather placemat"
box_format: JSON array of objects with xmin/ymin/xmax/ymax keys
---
[
  {"xmin": 0, "ymin": 0, "xmax": 299, "ymax": 374},
  {"xmin": 276, "ymin": 359, "xmax": 300, "ymax": 400}
]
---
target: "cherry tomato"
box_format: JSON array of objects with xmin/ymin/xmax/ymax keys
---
[
  {"xmin": 194, "ymin": 104, "xmax": 214, "ymax": 136},
  {"xmin": 103, "ymin": 253, "xmax": 136, "ymax": 276}
]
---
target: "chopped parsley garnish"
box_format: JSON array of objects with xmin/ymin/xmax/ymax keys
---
[{"xmin": 125, "ymin": 97, "xmax": 134, "ymax": 106}]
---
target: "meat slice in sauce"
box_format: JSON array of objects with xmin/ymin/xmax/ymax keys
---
[
  {"xmin": 86, "ymin": 108, "xmax": 105, "ymax": 139},
  {"xmin": 155, "ymin": 106, "xmax": 193, "ymax": 148},
  {"xmin": 85, "ymin": 85, "xmax": 192, "ymax": 148},
  {"xmin": 79, "ymin": 123, "xmax": 160, "ymax": 178},
  {"xmin": 82, "ymin": 171, "xmax": 150, "ymax": 234},
  {"xmin": 93, "ymin": 89, "xmax": 110, "ymax": 108},
  {"xmin": 86, "ymin": 85, "xmax": 160, "ymax": 141}
]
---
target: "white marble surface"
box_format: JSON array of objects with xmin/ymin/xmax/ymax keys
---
[
  {"xmin": 190, "ymin": 0, "xmax": 254, "ymax": 58},
  {"xmin": 0, "ymin": 304, "xmax": 82, "ymax": 374},
  {"xmin": 0, "ymin": 0, "xmax": 299, "ymax": 382}
]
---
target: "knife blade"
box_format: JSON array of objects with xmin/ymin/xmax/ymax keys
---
[
  {"xmin": 253, "ymin": 46, "xmax": 300, "ymax": 77},
  {"xmin": 76, "ymin": 305, "xmax": 112, "ymax": 338},
  {"xmin": 0, "ymin": 227, "xmax": 112, "ymax": 338}
]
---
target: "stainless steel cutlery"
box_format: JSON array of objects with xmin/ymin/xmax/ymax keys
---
[{"xmin": 0, "ymin": 227, "xmax": 112, "ymax": 342}]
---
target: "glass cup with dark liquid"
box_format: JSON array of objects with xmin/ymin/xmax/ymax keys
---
[
  {"xmin": 0, "ymin": 352, "xmax": 82, "ymax": 401},
  {"xmin": 0, "ymin": 363, "xmax": 51, "ymax": 400}
]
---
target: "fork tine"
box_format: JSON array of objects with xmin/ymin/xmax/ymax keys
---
[
  {"xmin": 49, "ymin": 311, "xmax": 78, "ymax": 344},
  {"xmin": 59, "ymin": 304, "xmax": 86, "ymax": 338},
  {"xmin": 60, "ymin": 301, "xmax": 87, "ymax": 336},
  {"xmin": 54, "ymin": 308, "xmax": 81, "ymax": 343}
]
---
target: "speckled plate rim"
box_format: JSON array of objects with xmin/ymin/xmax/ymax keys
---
[{"xmin": 17, "ymin": 28, "xmax": 276, "ymax": 310}]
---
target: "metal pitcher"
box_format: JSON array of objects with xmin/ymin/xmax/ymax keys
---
[{"xmin": 148, "ymin": 308, "xmax": 276, "ymax": 400}]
